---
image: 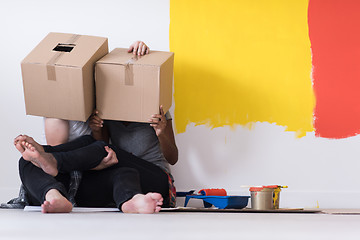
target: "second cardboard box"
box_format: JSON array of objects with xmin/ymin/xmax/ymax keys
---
[{"xmin": 95, "ymin": 48, "xmax": 174, "ymax": 122}]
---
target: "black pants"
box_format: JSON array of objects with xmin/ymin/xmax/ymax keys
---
[{"xmin": 19, "ymin": 135, "xmax": 170, "ymax": 209}]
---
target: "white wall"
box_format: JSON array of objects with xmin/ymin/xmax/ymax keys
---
[
  {"xmin": 1, "ymin": 0, "xmax": 360, "ymax": 209},
  {"xmin": 172, "ymin": 124, "xmax": 360, "ymax": 208}
]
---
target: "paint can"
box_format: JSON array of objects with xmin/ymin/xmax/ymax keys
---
[
  {"xmin": 249, "ymin": 186, "xmax": 274, "ymax": 210},
  {"xmin": 249, "ymin": 185, "xmax": 288, "ymax": 210}
]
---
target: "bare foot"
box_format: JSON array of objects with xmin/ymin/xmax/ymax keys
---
[
  {"xmin": 22, "ymin": 135, "xmax": 45, "ymax": 152},
  {"xmin": 41, "ymin": 189, "xmax": 72, "ymax": 213},
  {"xmin": 121, "ymin": 193, "xmax": 163, "ymax": 214},
  {"xmin": 14, "ymin": 134, "xmax": 44, "ymax": 155},
  {"xmin": 15, "ymin": 140, "xmax": 25, "ymax": 153},
  {"xmin": 14, "ymin": 135, "xmax": 27, "ymax": 153},
  {"xmin": 21, "ymin": 141, "xmax": 58, "ymax": 176}
]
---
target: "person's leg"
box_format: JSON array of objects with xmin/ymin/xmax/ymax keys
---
[
  {"xmin": 48, "ymin": 139, "xmax": 168, "ymax": 196},
  {"xmin": 19, "ymin": 138, "xmax": 109, "ymax": 175},
  {"xmin": 75, "ymin": 167, "xmax": 163, "ymax": 213},
  {"xmin": 110, "ymin": 146, "xmax": 170, "ymax": 207},
  {"xmin": 43, "ymin": 135, "xmax": 96, "ymax": 153},
  {"xmin": 19, "ymin": 158, "xmax": 72, "ymax": 213},
  {"xmin": 52, "ymin": 140, "xmax": 109, "ymax": 173},
  {"xmin": 14, "ymin": 134, "xmax": 96, "ymax": 154},
  {"xmin": 75, "ymin": 167, "xmax": 140, "ymax": 208}
]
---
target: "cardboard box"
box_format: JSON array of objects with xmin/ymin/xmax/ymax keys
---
[
  {"xmin": 21, "ymin": 32, "xmax": 108, "ymax": 121},
  {"xmin": 95, "ymin": 48, "xmax": 174, "ymax": 122}
]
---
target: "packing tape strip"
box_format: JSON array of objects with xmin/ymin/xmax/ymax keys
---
[
  {"xmin": 46, "ymin": 34, "xmax": 80, "ymax": 81},
  {"xmin": 67, "ymin": 34, "xmax": 81, "ymax": 44},
  {"xmin": 46, "ymin": 52, "xmax": 63, "ymax": 81},
  {"xmin": 124, "ymin": 55, "xmax": 139, "ymax": 86}
]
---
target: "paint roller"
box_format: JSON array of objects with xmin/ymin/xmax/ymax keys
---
[{"xmin": 198, "ymin": 188, "xmax": 227, "ymax": 196}]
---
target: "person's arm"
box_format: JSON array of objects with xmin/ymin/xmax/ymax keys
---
[
  {"xmin": 44, "ymin": 118, "xmax": 69, "ymax": 145},
  {"xmin": 88, "ymin": 110, "xmax": 110, "ymax": 142},
  {"xmin": 158, "ymin": 119, "xmax": 178, "ymax": 165},
  {"xmin": 149, "ymin": 106, "xmax": 178, "ymax": 165}
]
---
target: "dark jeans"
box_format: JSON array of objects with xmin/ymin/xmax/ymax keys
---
[{"xmin": 19, "ymin": 135, "xmax": 170, "ymax": 209}]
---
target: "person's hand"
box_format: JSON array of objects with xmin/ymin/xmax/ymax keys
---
[
  {"xmin": 89, "ymin": 110, "xmax": 103, "ymax": 133},
  {"xmin": 92, "ymin": 146, "xmax": 118, "ymax": 171},
  {"xmin": 149, "ymin": 105, "xmax": 167, "ymax": 137},
  {"xmin": 128, "ymin": 41, "xmax": 150, "ymax": 56}
]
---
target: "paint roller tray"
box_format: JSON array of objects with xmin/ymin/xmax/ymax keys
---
[{"xmin": 184, "ymin": 195, "xmax": 250, "ymax": 209}]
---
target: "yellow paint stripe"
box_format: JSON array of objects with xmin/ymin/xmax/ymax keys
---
[{"xmin": 170, "ymin": 0, "xmax": 315, "ymax": 137}]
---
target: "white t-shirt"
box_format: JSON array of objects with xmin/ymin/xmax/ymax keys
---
[{"xmin": 68, "ymin": 120, "xmax": 92, "ymax": 141}]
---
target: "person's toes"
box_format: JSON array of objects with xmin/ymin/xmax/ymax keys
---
[{"xmin": 41, "ymin": 201, "xmax": 50, "ymax": 213}]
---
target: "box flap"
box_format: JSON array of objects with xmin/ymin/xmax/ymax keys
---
[
  {"xmin": 97, "ymin": 48, "xmax": 174, "ymax": 67},
  {"xmin": 22, "ymin": 32, "xmax": 108, "ymax": 68}
]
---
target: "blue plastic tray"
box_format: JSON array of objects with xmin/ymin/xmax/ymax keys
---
[{"xmin": 184, "ymin": 195, "xmax": 250, "ymax": 209}]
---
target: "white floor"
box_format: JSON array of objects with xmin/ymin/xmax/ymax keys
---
[{"xmin": 1, "ymin": 208, "xmax": 360, "ymax": 240}]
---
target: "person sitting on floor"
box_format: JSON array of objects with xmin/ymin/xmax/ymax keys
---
[{"xmin": 15, "ymin": 134, "xmax": 167, "ymax": 213}]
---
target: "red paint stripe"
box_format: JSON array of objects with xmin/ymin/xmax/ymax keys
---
[{"xmin": 309, "ymin": 0, "xmax": 360, "ymax": 138}]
